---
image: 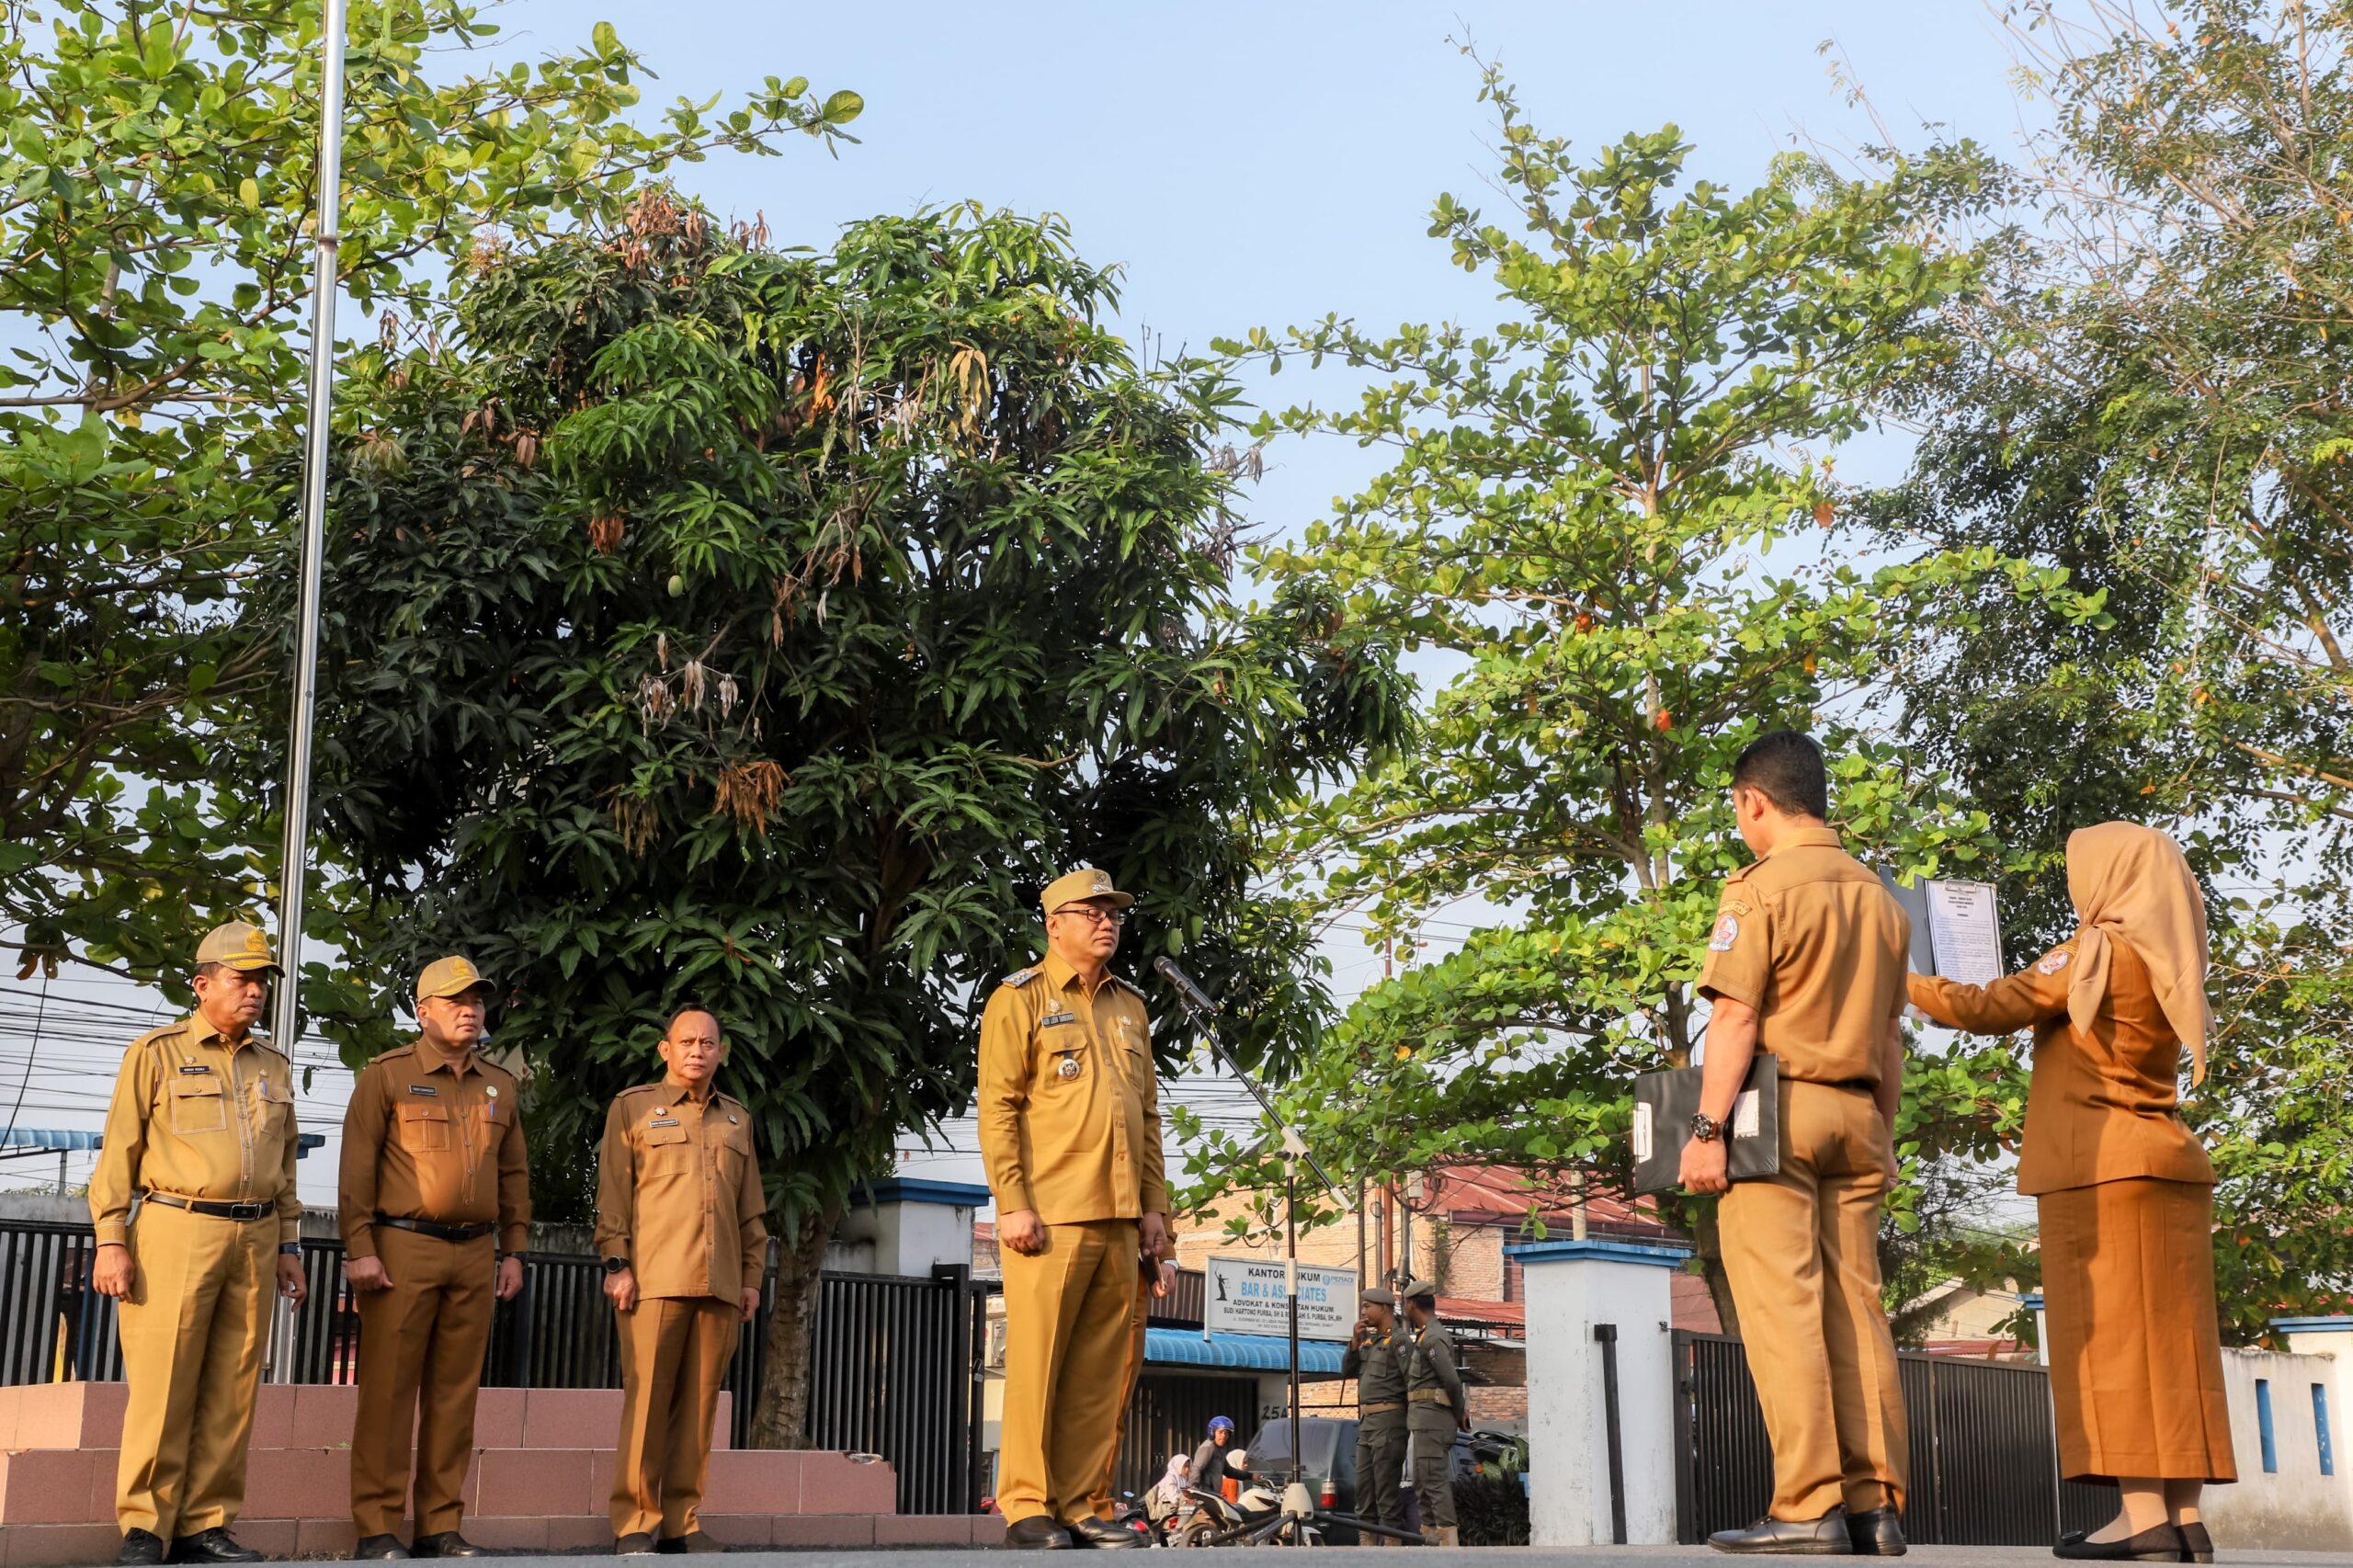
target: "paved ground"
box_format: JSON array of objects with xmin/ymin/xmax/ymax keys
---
[{"xmin": 506, "ymin": 1550, "xmax": 2353, "ymax": 1566}]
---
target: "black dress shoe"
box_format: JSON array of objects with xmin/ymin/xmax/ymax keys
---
[
  {"xmin": 658, "ymin": 1534, "xmax": 728, "ymax": 1554},
  {"xmin": 1847, "ymin": 1508, "xmax": 1907, "ymax": 1557},
  {"xmin": 118, "ymin": 1530, "xmax": 166, "ymax": 1567},
  {"xmin": 1001, "ymin": 1516, "xmax": 1073, "ymax": 1550},
  {"xmin": 168, "ymin": 1530, "xmax": 264, "ymax": 1564},
  {"xmin": 614, "ymin": 1535, "xmax": 659, "ymax": 1557},
  {"xmin": 1064, "ymin": 1517, "xmax": 1143, "ymax": 1550},
  {"xmin": 1711, "ymin": 1508, "xmax": 1856, "ymax": 1555},
  {"xmin": 352, "ymin": 1537, "xmax": 410, "ymax": 1562},
  {"xmin": 410, "ymin": 1534, "xmax": 489, "ymax": 1559},
  {"xmin": 2179, "ymin": 1524, "xmax": 2214, "ymax": 1564},
  {"xmin": 2054, "ymin": 1523, "xmax": 2186, "ymax": 1562}
]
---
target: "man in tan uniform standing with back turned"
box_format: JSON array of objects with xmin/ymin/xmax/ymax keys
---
[
  {"xmin": 1682, "ymin": 732, "xmax": 1912, "ymax": 1557},
  {"xmin": 596, "ymin": 1006, "xmax": 767, "ymax": 1555},
  {"xmin": 340, "ymin": 956, "xmax": 529, "ymax": 1561},
  {"xmin": 977, "ymin": 868, "xmax": 1167, "ymax": 1550},
  {"xmin": 91, "ymin": 922, "xmax": 306, "ymax": 1567}
]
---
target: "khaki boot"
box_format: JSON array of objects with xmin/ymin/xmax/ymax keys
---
[{"xmin": 1438, "ymin": 1526, "xmax": 1461, "ymax": 1548}]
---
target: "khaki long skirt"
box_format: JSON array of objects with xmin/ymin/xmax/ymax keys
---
[{"xmin": 2039, "ymin": 1178, "xmax": 2237, "ymax": 1485}]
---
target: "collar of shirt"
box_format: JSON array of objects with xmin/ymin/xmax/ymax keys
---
[
  {"xmin": 187, "ymin": 1014, "xmax": 256, "ymax": 1054},
  {"xmin": 414, "ymin": 1038, "xmax": 477, "ymax": 1077},
  {"xmin": 1763, "ymin": 824, "xmax": 1846, "ymax": 861},
  {"xmin": 1040, "ymin": 949, "xmax": 1112, "ymax": 997},
  {"xmin": 661, "ymin": 1076, "xmax": 715, "ymax": 1110}
]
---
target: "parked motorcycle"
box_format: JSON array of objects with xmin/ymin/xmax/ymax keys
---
[{"xmin": 1173, "ymin": 1450, "xmax": 1325, "ymax": 1547}]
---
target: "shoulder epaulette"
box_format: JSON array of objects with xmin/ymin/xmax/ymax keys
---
[
  {"xmin": 1109, "ymin": 974, "xmax": 1147, "ymax": 998},
  {"xmin": 1001, "ymin": 967, "xmax": 1039, "ymax": 988},
  {"xmin": 132, "ymin": 1019, "xmax": 192, "ymax": 1051},
  {"xmin": 615, "ymin": 1083, "xmax": 664, "ymax": 1105}
]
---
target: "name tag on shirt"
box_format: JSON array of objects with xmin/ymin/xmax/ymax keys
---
[
  {"xmin": 406, "ymin": 1084, "xmax": 439, "ymax": 1096},
  {"xmin": 177, "ymin": 1063, "xmax": 212, "ymax": 1075},
  {"xmin": 649, "ymin": 1118, "xmax": 679, "ymax": 1129},
  {"xmin": 1040, "ymin": 1011, "xmax": 1077, "ymax": 1028}
]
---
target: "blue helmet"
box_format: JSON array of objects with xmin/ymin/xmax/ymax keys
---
[{"xmin": 1208, "ymin": 1415, "xmax": 1235, "ymax": 1437}]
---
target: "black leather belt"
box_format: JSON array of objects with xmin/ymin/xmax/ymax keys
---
[
  {"xmin": 376, "ymin": 1214, "xmax": 496, "ymax": 1243},
  {"xmin": 143, "ymin": 1192, "xmax": 271, "ymax": 1221}
]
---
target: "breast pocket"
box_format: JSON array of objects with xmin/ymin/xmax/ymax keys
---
[
  {"xmin": 644, "ymin": 1120, "xmax": 694, "ymax": 1170},
  {"xmin": 1040, "ymin": 1042, "xmax": 1091, "ymax": 1093},
  {"xmin": 398, "ymin": 1103, "xmax": 453, "ymax": 1153},
  {"xmin": 169, "ymin": 1078, "xmax": 227, "ymax": 1135}
]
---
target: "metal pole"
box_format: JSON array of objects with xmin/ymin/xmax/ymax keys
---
[
  {"xmin": 1596, "ymin": 1324, "xmax": 1628, "ymax": 1545},
  {"xmin": 269, "ymin": 0, "xmax": 348, "ymax": 1052}
]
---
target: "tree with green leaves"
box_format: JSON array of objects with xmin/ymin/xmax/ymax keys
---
[
  {"xmin": 298, "ymin": 193, "xmax": 1407, "ymax": 1442},
  {"xmin": 0, "ymin": 0, "xmax": 858, "ymax": 985},
  {"xmin": 1188, "ymin": 61, "xmax": 2105, "ymax": 1326},
  {"xmin": 1867, "ymin": 0, "xmax": 2353, "ymax": 1338}
]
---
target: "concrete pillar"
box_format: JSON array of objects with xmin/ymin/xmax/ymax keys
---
[
  {"xmin": 2274, "ymin": 1316, "xmax": 2352, "ymax": 1540},
  {"xmin": 835, "ymin": 1177, "xmax": 988, "ymax": 1276},
  {"xmin": 1505, "ymin": 1238, "xmax": 1690, "ymax": 1547},
  {"xmin": 2023, "ymin": 1291, "xmax": 2048, "ymax": 1365}
]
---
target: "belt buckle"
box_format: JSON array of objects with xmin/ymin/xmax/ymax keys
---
[{"xmin": 232, "ymin": 1200, "xmax": 266, "ymax": 1221}]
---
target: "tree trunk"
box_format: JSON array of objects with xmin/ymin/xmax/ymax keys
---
[{"xmin": 748, "ymin": 1206, "xmax": 840, "ymax": 1449}]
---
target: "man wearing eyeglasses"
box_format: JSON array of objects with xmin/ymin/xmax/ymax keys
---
[{"xmin": 977, "ymin": 868, "xmax": 1168, "ymax": 1550}]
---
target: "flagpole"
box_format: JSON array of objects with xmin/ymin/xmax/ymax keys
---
[{"xmin": 270, "ymin": 0, "xmax": 347, "ymax": 1051}]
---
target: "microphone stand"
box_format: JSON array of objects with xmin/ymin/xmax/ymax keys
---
[{"xmin": 1161, "ymin": 970, "xmax": 1424, "ymax": 1547}]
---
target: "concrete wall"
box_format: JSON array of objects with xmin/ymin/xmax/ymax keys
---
[{"xmin": 2203, "ymin": 1344, "xmax": 2353, "ymax": 1553}]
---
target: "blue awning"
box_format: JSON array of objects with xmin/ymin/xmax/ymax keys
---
[
  {"xmin": 1144, "ymin": 1327, "xmax": 1346, "ymax": 1374},
  {"xmin": 0, "ymin": 1129, "xmax": 102, "ymax": 1153}
]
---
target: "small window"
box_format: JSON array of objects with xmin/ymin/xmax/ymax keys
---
[
  {"xmin": 2315, "ymin": 1383, "xmax": 2336, "ymax": 1479},
  {"xmin": 2256, "ymin": 1379, "xmax": 2278, "ymax": 1475}
]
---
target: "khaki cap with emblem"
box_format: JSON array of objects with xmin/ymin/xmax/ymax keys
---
[
  {"xmin": 194, "ymin": 920, "xmax": 282, "ymax": 974},
  {"xmin": 1040, "ymin": 867, "xmax": 1134, "ymax": 913},
  {"xmin": 1402, "ymin": 1278, "xmax": 1437, "ymax": 1303},
  {"xmin": 1362, "ymin": 1286, "xmax": 1397, "ymax": 1307},
  {"xmin": 415, "ymin": 954, "xmax": 494, "ymax": 1001}
]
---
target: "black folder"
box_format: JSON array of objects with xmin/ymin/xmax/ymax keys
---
[{"xmin": 1630, "ymin": 1053, "xmax": 1781, "ymax": 1196}]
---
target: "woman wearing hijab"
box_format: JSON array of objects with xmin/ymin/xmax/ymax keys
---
[{"xmin": 1908, "ymin": 822, "xmax": 2234, "ymax": 1564}]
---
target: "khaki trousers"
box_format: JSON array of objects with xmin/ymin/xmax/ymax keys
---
[
  {"xmin": 1356, "ymin": 1422, "xmax": 1407, "ymax": 1530},
  {"xmin": 114, "ymin": 1204, "xmax": 274, "ymax": 1537},
  {"xmin": 1406, "ymin": 1419, "xmax": 1456, "ymax": 1531},
  {"xmin": 610, "ymin": 1297, "xmax": 741, "ymax": 1537},
  {"xmin": 997, "ymin": 1219, "xmax": 1139, "ymax": 1526},
  {"xmin": 349, "ymin": 1229, "xmax": 495, "ymax": 1537},
  {"xmin": 1086, "ymin": 1265, "xmax": 1155, "ymax": 1521},
  {"xmin": 1719, "ymin": 1080, "xmax": 1908, "ymax": 1521}
]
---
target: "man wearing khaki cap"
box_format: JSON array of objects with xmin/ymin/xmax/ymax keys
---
[
  {"xmin": 595, "ymin": 1006, "xmax": 767, "ymax": 1555},
  {"xmin": 91, "ymin": 922, "xmax": 306, "ymax": 1567},
  {"xmin": 339, "ymin": 956, "xmax": 529, "ymax": 1560},
  {"xmin": 977, "ymin": 868, "xmax": 1166, "ymax": 1550},
  {"xmin": 1343, "ymin": 1287, "xmax": 1409, "ymax": 1543}
]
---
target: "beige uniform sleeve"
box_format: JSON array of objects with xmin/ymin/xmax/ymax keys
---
[
  {"xmin": 277, "ymin": 1057, "xmax": 302, "ymax": 1245},
  {"xmin": 338, "ymin": 1064, "xmax": 388, "ymax": 1260},
  {"xmin": 1137, "ymin": 1004, "xmax": 1168, "ymax": 1214},
  {"xmin": 1697, "ymin": 881, "xmax": 1772, "ymax": 1010},
  {"xmin": 90, "ymin": 1039, "xmax": 159, "ymax": 1247},
  {"xmin": 593, "ymin": 1096, "xmax": 635, "ymax": 1264},
  {"xmin": 975, "ymin": 985, "xmax": 1035, "ymax": 1215},
  {"xmin": 1909, "ymin": 945, "xmax": 2073, "ymax": 1036},
  {"xmin": 737, "ymin": 1119, "xmax": 769, "ymax": 1285},
  {"xmin": 495, "ymin": 1084, "xmax": 531, "ymax": 1254}
]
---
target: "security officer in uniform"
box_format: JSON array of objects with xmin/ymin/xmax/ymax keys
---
[
  {"xmin": 1399, "ymin": 1280, "xmax": 1467, "ymax": 1547},
  {"xmin": 1342, "ymin": 1287, "xmax": 1410, "ymax": 1544},
  {"xmin": 976, "ymin": 868, "xmax": 1168, "ymax": 1550},
  {"xmin": 339, "ymin": 957, "xmax": 529, "ymax": 1560},
  {"xmin": 596, "ymin": 1006, "xmax": 767, "ymax": 1555},
  {"xmin": 91, "ymin": 922, "xmax": 305, "ymax": 1567},
  {"xmin": 1681, "ymin": 732, "xmax": 1911, "ymax": 1556}
]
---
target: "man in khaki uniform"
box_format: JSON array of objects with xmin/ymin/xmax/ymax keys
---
[
  {"xmin": 1343, "ymin": 1287, "xmax": 1409, "ymax": 1543},
  {"xmin": 1400, "ymin": 1280, "xmax": 1467, "ymax": 1547},
  {"xmin": 1681, "ymin": 732, "xmax": 1911, "ymax": 1556},
  {"xmin": 976, "ymin": 867, "xmax": 1167, "ymax": 1550},
  {"xmin": 595, "ymin": 1006, "xmax": 767, "ymax": 1555},
  {"xmin": 339, "ymin": 957, "xmax": 529, "ymax": 1560},
  {"xmin": 91, "ymin": 922, "xmax": 306, "ymax": 1567}
]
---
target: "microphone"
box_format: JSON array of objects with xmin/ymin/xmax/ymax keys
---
[{"xmin": 1152, "ymin": 956, "xmax": 1221, "ymax": 1017}]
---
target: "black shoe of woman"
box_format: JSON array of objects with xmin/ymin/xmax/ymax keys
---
[
  {"xmin": 2178, "ymin": 1523, "xmax": 2213, "ymax": 1564},
  {"xmin": 2053, "ymin": 1523, "xmax": 2187, "ymax": 1562}
]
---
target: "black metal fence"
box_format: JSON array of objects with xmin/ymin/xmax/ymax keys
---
[
  {"xmin": 0, "ymin": 1216, "xmax": 989, "ymax": 1514},
  {"xmin": 1111, "ymin": 1370, "xmax": 1260, "ymax": 1500},
  {"xmin": 1674, "ymin": 1330, "xmax": 2112, "ymax": 1545}
]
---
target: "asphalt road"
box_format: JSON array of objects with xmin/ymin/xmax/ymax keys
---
[{"xmin": 510, "ymin": 1550, "xmax": 2353, "ymax": 1566}]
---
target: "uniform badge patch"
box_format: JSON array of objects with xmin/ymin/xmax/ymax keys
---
[
  {"xmin": 1040, "ymin": 1010, "xmax": 1077, "ymax": 1028},
  {"xmin": 1055, "ymin": 1055, "xmax": 1082, "ymax": 1079},
  {"xmin": 177, "ymin": 1063, "xmax": 212, "ymax": 1074},
  {"xmin": 485, "ymin": 1085, "xmax": 498, "ymax": 1097},
  {"xmin": 649, "ymin": 1117, "xmax": 679, "ymax": 1128},
  {"xmin": 1709, "ymin": 914, "xmax": 1741, "ymax": 952},
  {"xmin": 2036, "ymin": 949, "xmax": 2072, "ymax": 975},
  {"xmin": 406, "ymin": 1084, "xmax": 438, "ymax": 1096}
]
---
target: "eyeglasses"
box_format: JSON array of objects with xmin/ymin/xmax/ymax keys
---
[{"xmin": 1050, "ymin": 904, "xmax": 1129, "ymax": 927}]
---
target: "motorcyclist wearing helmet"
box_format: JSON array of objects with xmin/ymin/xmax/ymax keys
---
[{"xmin": 1189, "ymin": 1416, "xmax": 1238, "ymax": 1502}]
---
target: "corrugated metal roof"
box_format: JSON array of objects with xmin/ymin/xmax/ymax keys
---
[
  {"xmin": 0, "ymin": 1129, "xmax": 103, "ymax": 1153},
  {"xmin": 1143, "ymin": 1328, "xmax": 1346, "ymax": 1374}
]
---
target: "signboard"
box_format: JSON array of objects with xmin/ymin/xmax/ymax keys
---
[{"xmin": 1202, "ymin": 1256, "xmax": 1358, "ymax": 1343}]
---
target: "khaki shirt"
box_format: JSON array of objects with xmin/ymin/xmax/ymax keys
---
[
  {"xmin": 1402, "ymin": 1319, "xmax": 1467, "ymax": 1430},
  {"xmin": 975, "ymin": 952, "xmax": 1166, "ymax": 1223},
  {"xmin": 594, "ymin": 1080, "xmax": 768, "ymax": 1302},
  {"xmin": 1697, "ymin": 826, "xmax": 1909, "ymax": 1085},
  {"xmin": 1342, "ymin": 1323, "xmax": 1408, "ymax": 1409},
  {"xmin": 90, "ymin": 1016, "xmax": 301, "ymax": 1246},
  {"xmin": 339, "ymin": 1041, "xmax": 529, "ymax": 1258},
  {"xmin": 1910, "ymin": 936, "xmax": 2214, "ymax": 1196}
]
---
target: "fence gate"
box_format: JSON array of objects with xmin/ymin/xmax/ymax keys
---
[{"xmin": 1674, "ymin": 1331, "xmax": 2112, "ymax": 1545}]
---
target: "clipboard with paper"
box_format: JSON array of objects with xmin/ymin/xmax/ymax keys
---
[
  {"xmin": 1878, "ymin": 869, "xmax": 2006, "ymax": 993},
  {"xmin": 1630, "ymin": 1053, "xmax": 1780, "ymax": 1196}
]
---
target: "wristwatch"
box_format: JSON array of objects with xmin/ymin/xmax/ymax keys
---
[
  {"xmin": 278, "ymin": 1243, "xmax": 301, "ymax": 1256},
  {"xmin": 603, "ymin": 1256, "xmax": 630, "ymax": 1276},
  {"xmin": 1689, "ymin": 1111, "xmax": 1723, "ymax": 1144}
]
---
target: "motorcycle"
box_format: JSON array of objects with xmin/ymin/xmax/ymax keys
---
[{"xmin": 1172, "ymin": 1452, "xmax": 1324, "ymax": 1547}]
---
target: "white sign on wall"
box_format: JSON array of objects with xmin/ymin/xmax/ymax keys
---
[{"xmin": 1203, "ymin": 1256, "xmax": 1358, "ymax": 1342}]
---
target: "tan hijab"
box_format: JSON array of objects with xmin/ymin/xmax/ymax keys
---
[{"xmin": 2065, "ymin": 822, "xmax": 2211, "ymax": 1083}]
